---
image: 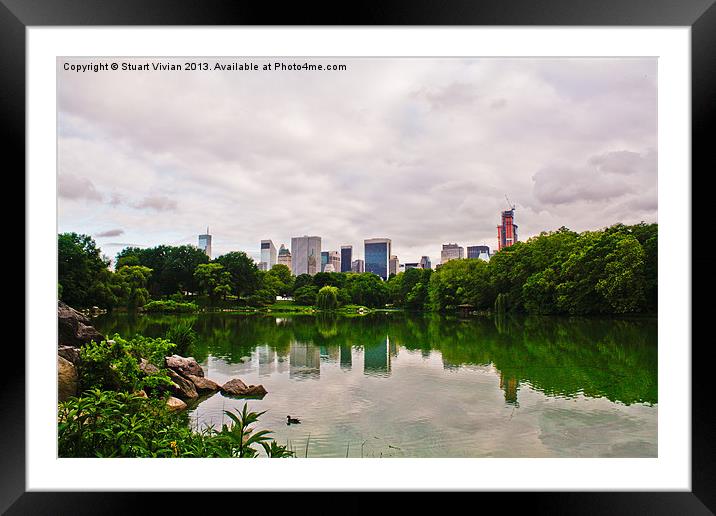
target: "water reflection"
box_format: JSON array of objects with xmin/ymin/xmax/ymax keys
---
[{"xmin": 94, "ymin": 312, "xmax": 657, "ymax": 406}]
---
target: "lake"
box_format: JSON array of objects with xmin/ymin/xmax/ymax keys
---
[{"xmin": 93, "ymin": 311, "xmax": 657, "ymax": 458}]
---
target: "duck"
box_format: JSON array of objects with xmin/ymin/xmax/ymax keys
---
[{"xmin": 286, "ymin": 415, "xmax": 301, "ymax": 425}]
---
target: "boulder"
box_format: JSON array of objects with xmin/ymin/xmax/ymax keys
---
[
  {"xmin": 58, "ymin": 355, "xmax": 78, "ymax": 402},
  {"xmin": 186, "ymin": 374, "xmax": 221, "ymax": 393},
  {"xmin": 58, "ymin": 345, "xmax": 81, "ymax": 365},
  {"xmin": 139, "ymin": 358, "xmax": 160, "ymax": 376},
  {"xmin": 221, "ymin": 378, "xmax": 267, "ymax": 398},
  {"xmin": 165, "ymin": 355, "xmax": 204, "ymax": 378},
  {"xmin": 166, "ymin": 396, "xmax": 187, "ymax": 411},
  {"xmin": 58, "ymin": 301, "xmax": 105, "ymax": 348},
  {"xmin": 167, "ymin": 369, "xmax": 198, "ymax": 399}
]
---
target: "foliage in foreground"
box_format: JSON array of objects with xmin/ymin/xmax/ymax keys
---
[
  {"xmin": 58, "ymin": 390, "xmax": 294, "ymax": 458},
  {"xmin": 78, "ymin": 334, "xmax": 176, "ymax": 393}
]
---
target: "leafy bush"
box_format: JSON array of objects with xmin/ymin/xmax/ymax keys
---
[
  {"xmin": 165, "ymin": 321, "xmax": 197, "ymax": 356},
  {"xmin": 58, "ymin": 390, "xmax": 293, "ymax": 458},
  {"xmin": 78, "ymin": 334, "xmax": 175, "ymax": 394},
  {"xmin": 142, "ymin": 300, "xmax": 198, "ymax": 313}
]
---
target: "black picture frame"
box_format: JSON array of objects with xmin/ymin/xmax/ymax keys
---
[{"xmin": 4, "ymin": 0, "xmax": 712, "ymax": 512}]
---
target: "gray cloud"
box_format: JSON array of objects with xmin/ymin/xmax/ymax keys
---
[
  {"xmin": 95, "ymin": 228, "xmax": 124, "ymax": 237},
  {"xmin": 57, "ymin": 57, "xmax": 657, "ymax": 263},
  {"xmin": 58, "ymin": 174, "xmax": 102, "ymax": 201},
  {"xmin": 133, "ymin": 196, "xmax": 177, "ymax": 212},
  {"xmin": 532, "ymin": 149, "xmax": 656, "ymax": 206}
]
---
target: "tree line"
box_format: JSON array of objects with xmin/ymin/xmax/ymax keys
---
[{"xmin": 58, "ymin": 222, "xmax": 656, "ymax": 314}]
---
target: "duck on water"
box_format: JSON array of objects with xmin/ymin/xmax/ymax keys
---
[{"xmin": 287, "ymin": 415, "xmax": 301, "ymax": 425}]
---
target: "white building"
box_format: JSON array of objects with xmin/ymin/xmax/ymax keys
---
[{"xmin": 260, "ymin": 239, "xmax": 277, "ymax": 270}]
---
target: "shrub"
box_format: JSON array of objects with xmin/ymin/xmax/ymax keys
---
[
  {"xmin": 58, "ymin": 391, "xmax": 294, "ymax": 459},
  {"xmin": 78, "ymin": 334, "xmax": 175, "ymax": 394},
  {"xmin": 142, "ymin": 300, "xmax": 198, "ymax": 313},
  {"xmin": 165, "ymin": 321, "xmax": 197, "ymax": 356}
]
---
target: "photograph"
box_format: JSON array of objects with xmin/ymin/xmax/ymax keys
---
[{"xmin": 56, "ymin": 56, "xmax": 659, "ymax": 460}]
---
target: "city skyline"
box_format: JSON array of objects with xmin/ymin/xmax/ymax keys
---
[{"xmin": 58, "ymin": 57, "xmax": 657, "ymax": 264}]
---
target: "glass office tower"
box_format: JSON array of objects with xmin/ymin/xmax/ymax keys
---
[
  {"xmin": 364, "ymin": 238, "xmax": 391, "ymax": 280},
  {"xmin": 340, "ymin": 245, "xmax": 353, "ymax": 272}
]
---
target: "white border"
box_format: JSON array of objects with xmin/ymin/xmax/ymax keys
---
[{"xmin": 27, "ymin": 27, "xmax": 690, "ymax": 491}]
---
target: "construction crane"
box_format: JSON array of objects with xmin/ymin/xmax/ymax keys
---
[{"xmin": 505, "ymin": 195, "xmax": 516, "ymax": 211}]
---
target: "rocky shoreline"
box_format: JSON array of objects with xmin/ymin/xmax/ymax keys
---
[{"xmin": 57, "ymin": 300, "xmax": 267, "ymax": 411}]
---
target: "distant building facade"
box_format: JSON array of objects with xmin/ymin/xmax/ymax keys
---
[
  {"xmin": 340, "ymin": 245, "xmax": 353, "ymax": 273},
  {"xmin": 198, "ymin": 228, "xmax": 212, "ymax": 259},
  {"xmin": 259, "ymin": 239, "xmax": 277, "ymax": 271},
  {"xmin": 419, "ymin": 256, "xmax": 432, "ymax": 269},
  {"xmin": 291, "ymin": 236, "xmax": 321, "ymax": 276},
  {"xmin": 323, "ymin": 263, "xmax": 336, "ymax": 273},
  {"xmin": 321, "ymin": 251, "xmax": 329, "ymax": 272},
  {"xmin": 277, "ymin": 244, "xmax": 292, "ymax": 268},
  {"xmin": 364, "ymin": 238, "xmax": 392, "ymax": 280},
  {"xmin": 467, "ymin": 245, "xmax": 491, "ymax": 261},
  {"xmin": 351, "ymin": 259, "xmax": 365, "ymax": 273},
  {"xmin": 441, "ymin": 243, "xmax": 464, "ymax": 264},
  {"xmin": 497, "ymin": 209, "xmax": 518, "ymax": 250},
  {"xmin": 389, "ymin": 255, "xmax": 400, "ymax": 277},
  {"xmin": 404, "ymin": 262, "xmax": 419, "ymax": 270},
  {"xmin": 328, "ymin": 250, "xmax": 341, "ymax": 273}
]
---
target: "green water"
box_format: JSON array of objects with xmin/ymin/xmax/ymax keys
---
[{"xmin": 94, "ymin": 312, "xmax": 657, "ymax": 458}]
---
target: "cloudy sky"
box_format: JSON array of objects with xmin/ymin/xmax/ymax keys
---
[{"xmin": 57, "ymin": 57, "xmax": 657, "ymax": 265}]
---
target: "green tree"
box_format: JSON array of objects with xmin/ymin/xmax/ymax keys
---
[
  {"xmin": 215, "ymin": 251, "xmax": 260, "ymax": 297},
  {"xmin": 58, "ymin": 233, "xmax": 117, "ymax": 308},
  {"xmin": 316, "ymin": 285, "xmax": 339, "ymax": 310},
  {"xmin": 194, "ymin": 263, "xmax": 233, "ymax": 306},
  {"xmin": 114, "ymin": 265, "xmax": 153, "ymax": 310},
  {"xmin": 264, "ymin": 264, "xmax": 294, "ymax": 296},
  {"xmin": 293, "ymin": 285, "xmax": 318, "ymax": 306}
]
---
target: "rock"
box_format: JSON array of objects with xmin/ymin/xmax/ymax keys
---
[
  {"xmin": 133, "ymin": 390, "xmax": 148, "ymax": 398},
  {"xmin": 58, "ymin": 301, "xmax": 105, "ymax": 347},
  {"xmin": 139, "ymin": 358, "xmax": 160, "ymax": 376},
  {"xmin": 58, "ymin": 345, "xmax": 81, "ymax": 365},
  {"xmin": 58, "ymin": 355, "xmax": 78, "ymax": 402},
  {"xmin": 167, "ymin": 369, "xmax": 198, "ymax": 399},
  {"xmin": 186, "ymin": 374, "xmax": 221, "ymax": 393},
  {"xmin": 221, "ymin": 378, "xmax": 267, "ymax": 398},
  {"xmin": 166, "ymin": 396, "xmax": 187, "ymax": 411},
  {"xmin": 165, "ymin": 355, "xmax": 204, "ymax": 378}
]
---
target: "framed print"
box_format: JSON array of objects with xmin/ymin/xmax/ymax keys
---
[{"xmin": 5, "ymin": 0, "xmax": 713, "ymax": 512}]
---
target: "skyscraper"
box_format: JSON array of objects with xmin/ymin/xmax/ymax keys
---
[
  {"xmin": 419, "ymin": 256, "xmax": 432, "ymax": 269},
  {"xmin": 351, "ymin": 259, "xmax": 365, "ymax": 273},
  {"xmin": 198, "ymin": 227, "xmax": 212, "ymax": 258},
  {"xmin": 329, "ymin": 250, "xmax": 341, "ymax": 273},
  {"xmin": 340, "ymin": 245, "xmax": 353, "ymax": 272},
  {"xmin": 364, "ymin": 238, "xmax": 392, "ymax": 280},
  {"xmin": 497, "ymin": 208, "xmax": 518, "ymax": 251},
  {"xmin": 321, "ymin": 251, "xmax": 329, "ymax": 272},
  {"xmin": 389, "ymin": 255, "xmax": 400, "ymax": 277},
  {"xmin": 277, "ymin": 244, "xmax": 292, "ymax": 268},
  {"xmin": 441, "ymin": 243, "xmax": 464, "ymax": 264},
  {"xmin": 260, "ymin": 239, "xmax": 277, "ymax": 270},
  {"xmin": 467, "ymin": 245, "xmax": 491, "ymax": 261},
  {"xmin": 291, "ymin": 236, "xmax": 321, "ymax": 276}
]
